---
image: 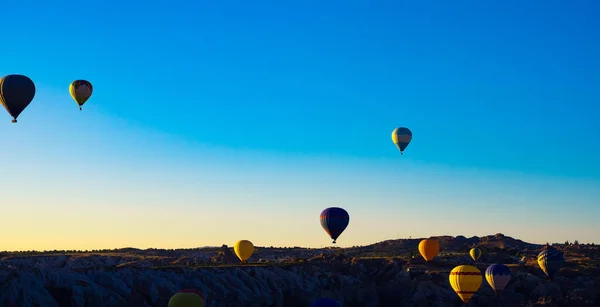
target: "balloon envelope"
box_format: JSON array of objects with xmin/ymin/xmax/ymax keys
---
[
  {"xmin": 537, "ymin": 246, "xmax": 564, "ymax": 280},
  {"xmin": 470, "ymin": 247, "xmax": 483, "ymax": 261},
  {"xmin": 320, "ymin": 207, "xmax": 350, "ymax": 244},
  {"xmin": 0, "ymin": 74, "xmax": 36, "ymax": 122},
  {"xmin": 485, "ymin": 264, "xmax": 511, "ymax": 295},
  {"xmin": 69, "ymin": 80, "xmax": 93, "ymax": 109},
  {"xmin": 418, "ymin": 239, "xmax": 439, "ymax": 261},
  {"xmin": 449, "ymin": 265, "xmax": 482, "ymax": 303},
  {"xmin": 168, "ymin": 289, "xmax": 205, "ymax": 307},
  {"xmin": 234, "ymin": 240, "xmax": 254, "ymax": 262},
  {"xmin": 391, "ymin": 127, "xmax": 412, "ymax": 153}
]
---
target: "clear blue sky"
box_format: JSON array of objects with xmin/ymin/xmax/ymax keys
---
[{"xmin": 0, "ymin": 1, "xmax": 598, "ymax": 250}]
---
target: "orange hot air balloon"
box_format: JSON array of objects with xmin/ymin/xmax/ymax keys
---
[{"xmin": 418, "ymin": 238, "xmax": 439, "ymax": 261}]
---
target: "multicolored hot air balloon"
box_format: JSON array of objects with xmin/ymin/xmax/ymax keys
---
[
  {"xmin": 168, "ymin": 289, "xmax": 205, "ymax": 307},
  {"xmin": 485, "ymin": 264, "xmax": 511, "ymax": 296},
  {"xmin": 69, "ymin": 80, "xmax": 93, "ymax": 110},
  {"xmin": 470, "ymin": 247, "xmax": 483, "ymax": 261},
  {"xmin": 310, "ymin": 298, "xmax": 340, "ymax": 307},
  {"xmin": 449, "ymin": 265, "xmax": 482, "ymax": 304},
  {"xmin": 391, "ymin": 127, "xmax": 412, "ymax": 155},
  {"xmin": 234, "ymin": 240, "xmax": 254, "ymax": 264},
  {"xmin": 320, "ymin": 207, "xmax": 350, "ymax": 244},
  {"xmin": 418, "ymin": 238, "xmax": 439, "ymax": 261},
  {"xmin": 537, "ymin": 245, "xmax": 564, "ymax": 280},
  {"xmin": 0, "ymin": 74, "xmax": 36, "ymax": 123}
]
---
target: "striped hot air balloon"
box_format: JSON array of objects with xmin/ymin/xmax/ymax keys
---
[
  {"xmin": 470, "ymin": 247, "xmax": 483, "ymax": 261},
  {"xmin": 320, "ymin": 207, "xmax": 350, "ymax": 244},
  {"xmin": 485, "ymin": 264, "xmax": 511, "ymax": 296},
  {"xmin": 418, "ymin": 238, "xmax": 439, "ymax": 262},
  {"xmin": 391, "ymin": 127, "xmax": 412, "ymax": 155},
  {"xmin": 449, "ymin": 265, "xmax": 483, "ymax": 303},
  {"xmin": 538, "ymin": 246, "xmax": 564, "ymax": 280}
]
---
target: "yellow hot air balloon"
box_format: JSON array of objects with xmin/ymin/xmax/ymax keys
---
[
  {"xmin": 470, "ymin": 247, "xmax": 483, "ymax": 261},
  {"xmin": 69, "ymin": 80, "xmax": 93, "ymax": 110},
  {"xmin": 449, "ymin": 265, "xmax": 482, "ymax": 303},
  {"xmin": 168, "ymin": 289, "xmax": 205, "ymax": 307},
  {"xmin": 234, "ymin": 240, "xmax": 254, "ymax": 264},
  {"xmin": 418, "ymin": 238, "xmax": 439, "ymax": 261}
]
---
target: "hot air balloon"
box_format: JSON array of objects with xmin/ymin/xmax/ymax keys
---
[
  {"xmin": 310, "ymin": 298, "xmax": 340, "ymax": 307},
  {"xmin": 485, "ymin": 264, "xmax": 511, "ymax": 296},
  {"xmin": 418, "ymin": 238, "xmax": 439, "ymax": 261},
  {"xmin": 0, "ymin": 75, "xmax": 36, "ymax": 123},
  {"xmin": 470, "ymin": 247, "xmax": 483, "ymax": 261},
  {"xmin": 537, "ymin": 245, "xmax": 564, "ymax": 280},
  {"xmin": 391, "ymin": 127, "xmax": 412, "ymax": 155},
  {"xmin": 234, "ymin": 240, "xmax": 254, "ymax": 264},
  {"xmin": 320, "ymin": 207, "xmax": 350, "ymax": 244},
  {"xmin": 69, "ymin": 80, "xmax": 93, "ymax": 110},
  {"xmin": 449, "ymin": 265, "xmax": 482, "ymax": 304},
  {"xmin": 168, "ymin": 289, "xmax": 205, "ymax": 307}
]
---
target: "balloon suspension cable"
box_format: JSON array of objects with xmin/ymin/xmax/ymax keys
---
[{"xmin": 11, "ymin": 118, "xmax": 17, "ymax": 123}]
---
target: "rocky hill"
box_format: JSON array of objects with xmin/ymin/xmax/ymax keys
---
[{"xmin": 0, "ymin": 234, "xmax": 598, "ymax": 306}]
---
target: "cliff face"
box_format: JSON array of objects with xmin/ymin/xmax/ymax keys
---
[{"xmin": 0, "ymin": 254, "xmax": 598, "ymax": 307}]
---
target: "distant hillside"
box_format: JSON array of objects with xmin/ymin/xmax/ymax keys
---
[
  {"xmin": 370, "ymin": 233, "xmax": 542, "ymax": 250},
  {"xmin": 0, "ymin": 233, "xmax": 584, "ymax": 256},
  {"xmin": 337, "ymin": 233, "xmax": 545, "ymax": 259}
]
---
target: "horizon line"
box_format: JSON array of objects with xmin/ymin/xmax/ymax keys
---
[{"xmin": 1, "ymin": 234, "xmax": 595, "ymax": 253}]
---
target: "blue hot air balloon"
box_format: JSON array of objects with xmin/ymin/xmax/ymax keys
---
[
  {"xmin": 320, "ymin": 207, "xmax": 349, "ymax": 244},
  {"xmin": 485, "ymin": 264, "xmax": 511, "ymax": 295},
  {"xmin": 311, "ymin": 298, "xmax": 340, "ymax": 307},
  {"xmin": 537, "ymin": 246, "xmax": 564, "ymax": 280}
]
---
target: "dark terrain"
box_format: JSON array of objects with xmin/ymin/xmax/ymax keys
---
[{"xmin": 0, "ymin": 233, "xmax": 598, "ymax": 306}]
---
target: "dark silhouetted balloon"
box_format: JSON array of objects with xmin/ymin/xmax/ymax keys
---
[
  {"xmin": 391, "ymin": 127, "xmax": 412, "ymax": 155},
  {"xmin": 0, "ymin": 75, "xmax": 36, "ymax": 123},
  {"xmin": 320, "ymin": 207, "xmax": 349, "ymax": 244}
]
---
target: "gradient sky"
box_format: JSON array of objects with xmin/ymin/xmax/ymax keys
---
[{"xmin": 0, "ymin": 1, "xmax": 599, "ymax": 251}]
